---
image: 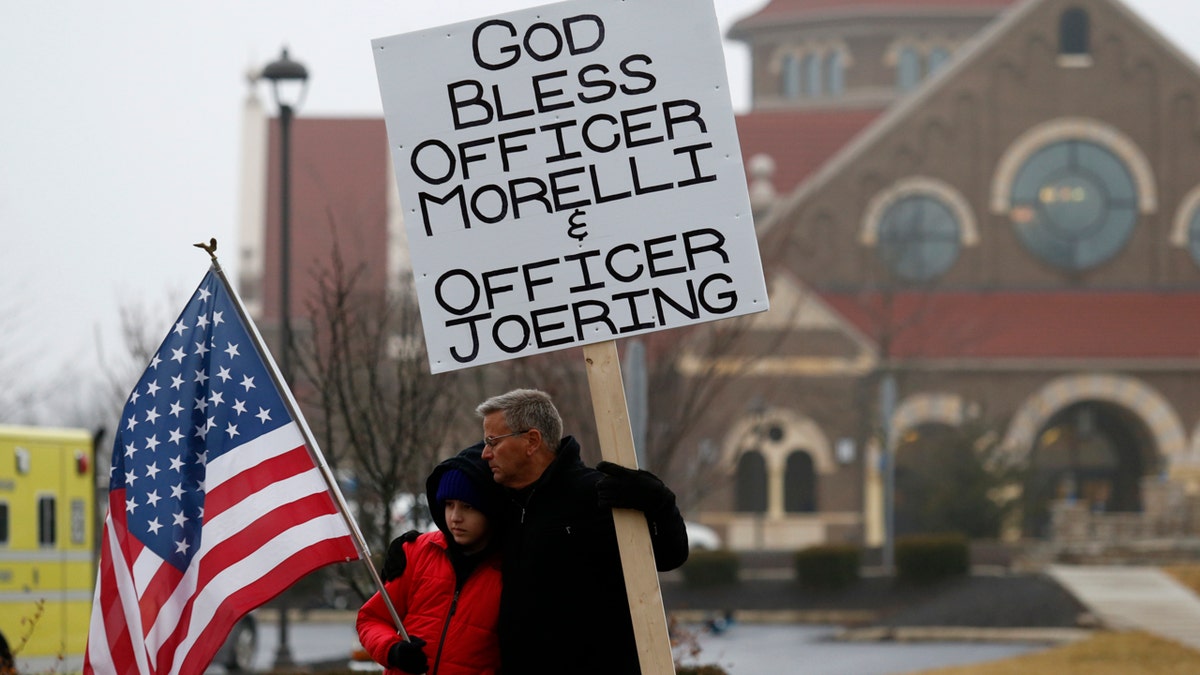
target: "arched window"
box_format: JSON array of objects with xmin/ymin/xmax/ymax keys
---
[
  {"xmin": 1187, "ymin": 206, "xmax": 1200, "ymax": 267},
  {"xmin": 826, "ymin": 51, "xmax": 844, "ymax": 95},
  {"xmin": 803, "ymin": 53, "xmax": 822, "ymax": 96},
  {"xmin": 1060, "ymin": 8, "xmax": 1090, "ymax": 55},
  {"xmin": 784, "ymin": 451, "xmax": 817, "ymax": 513},
  {"xmin": 877, "ymin": 194, "xmax": 963, "ymax": 281},
  {"xmin": 897, "ymin": 47, "xmax": 921, "ymax": 91},
  {"xmin": 735, "ymin": 451, "xmax": 768, "ymax": 513},
  {"xmin": 1008, "ymin": 139, "xmax": 1137, "ymax": 271},
  {"xmin": 928, "ymin": 47, "xmax": 951, "ymax": 75},
  {"xmin": 781, "ymin": 53, "xmax": 801, "ymax": 99}
]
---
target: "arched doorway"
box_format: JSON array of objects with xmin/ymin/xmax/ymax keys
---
[{"xmin": 1023, "ymin": 401, "xmax": 1157, "ymax": 537}]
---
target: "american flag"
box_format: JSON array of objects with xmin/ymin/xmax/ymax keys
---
[{"xmin": 85, "ymin": 267, "xmax": 360, "ymax": 675}]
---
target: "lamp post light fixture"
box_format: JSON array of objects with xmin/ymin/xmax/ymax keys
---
[
  {"xmin": 260, "ymin": 46, "xmax": 309, "ymax": 386},
  {"xmin": 879, "ymin": 370, "xmax": 898, "ymax": 575},
  {"xmin": 258, "ymin": 45, "xmax": 308, "ymax": 671}
]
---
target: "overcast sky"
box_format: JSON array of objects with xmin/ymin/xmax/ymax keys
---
[{"xmin": 2, "ymin": 0, "xmax": 1197, "ymax": 421}]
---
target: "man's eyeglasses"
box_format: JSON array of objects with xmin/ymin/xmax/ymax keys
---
[{"xmin": 484, "ymin": 429, "xmax": 530, "ymax": 447}]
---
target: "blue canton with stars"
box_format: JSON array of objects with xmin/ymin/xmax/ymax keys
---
[{"xmin": 110, "ymin": 269, "xmax": 288, "ymax": 571}]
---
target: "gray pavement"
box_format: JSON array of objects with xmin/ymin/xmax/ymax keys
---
[
  {"xmin": 1048, "ymin": 564, "xmax": 1200, "ymax": 651},
  {"xmin": 224, "ymin": 565, "xmax": 1200, "ymax": 672},
  {"xmin": 678, "ymin": 623, "xmax": 1045, "ymax": 675},
  {"xmin": 241, "ymin": 617, "xmax": 1050, "ymax": 674}
]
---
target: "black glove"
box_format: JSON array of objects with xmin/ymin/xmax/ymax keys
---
[
  {"xmin": 382, "ymin": 530, "xmax": 420, "ymax": 583},
  {"xmin": 596, "ymin": 461, "xmax": 676, "ymax": 514},
  {"xmin": 388, "ymin": 637, "xmax": 429, "ymax": 674}
]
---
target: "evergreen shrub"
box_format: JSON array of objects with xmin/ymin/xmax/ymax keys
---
[
  {"xmin": 793, "ymin": 544, "xmax": 861, "ymax": 589},
  {"xmin": 680, "ymin": 549, "xmax": 740, "ymax": 588},
  {"xmin": 895, "ymin": 532, "xmax": 969, "ymax": 585}
]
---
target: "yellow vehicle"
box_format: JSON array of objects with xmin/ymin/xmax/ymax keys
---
[{"xmin": 0, "ymin": 425, "xmax": 96, "ymax": 672}]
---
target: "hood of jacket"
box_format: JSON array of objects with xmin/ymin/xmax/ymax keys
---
[{"xmin": 425, "ymin": 441, "xmax": 505, "ymax": 538}]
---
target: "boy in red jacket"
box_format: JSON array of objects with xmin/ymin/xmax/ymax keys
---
[{"xmin": 357, "ymin": 443, "xmax": 502, "ymax": 675}]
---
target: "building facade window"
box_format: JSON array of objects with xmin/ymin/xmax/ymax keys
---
[
  {"xmin": 1008, "ymin": 139, "xmax": 1138, "ymax": 271},
  {"xmin": 781, "ymin": 53, "xmax": 801, "ymax": 99},
  {"xmin": 1187, "ymin": 206, "xmax": 1200, "ymax": 267},
  {"xmin": 897, "ymin": 47, "xmax": 921, "ymax": 91},
  {"xmin": 928, "ymin": 47, "xmax": 951, "ymax": 75},
  {"xmin": 735, "ymin": 451, "xmax": 768, "ymax": 512},
  {"xmin": 826, "ymin": 51, "xmax": 844, "ymax": 95},
  {"xmin": 876, "ymin": 194, "xmax": 963, "ymax": 281},
  {"xmin": 784, "ymin": 451, "xmax": 817, "ymax": 512},
  {"xmin": 803, "ymin": 53, "xmax": 822, "ymax": 96},
  {"xmin": 1060, "ymin": 8, "xmax": 1090, "ymax": 55}
]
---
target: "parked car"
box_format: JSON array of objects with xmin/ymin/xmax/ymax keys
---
[{"xmin": 685, "ymin": 521, "xmax": 722, "ymax": 550}]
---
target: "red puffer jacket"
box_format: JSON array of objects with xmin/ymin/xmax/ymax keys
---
[{"xmin": 357, "ymin": 531, "xmax": 502, "ymax": 675}]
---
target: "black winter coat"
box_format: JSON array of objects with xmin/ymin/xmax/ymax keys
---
[{"xmin": 497, "ymin": 436, "xmax": 688, "ymax": 674}]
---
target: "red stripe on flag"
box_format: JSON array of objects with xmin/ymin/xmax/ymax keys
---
[
  {"xmin": 152, "ymin": 575, "xmax": 203, "ymax": 675},
  {"xmin": 89, "ymin": 452, "xmax": 358, "ymax": 675},
  {"xmin": 137, "ymin": 556, "xmax": 185, "ymax": 639},
  {"xmin": 159, "ymin": 535, "xmax": 357, "ymax": 675},
  {"xmin": 149, "ymin": 493, "xmax": 352, "ymax": 672},
  {"xmin": 203, "ymin": 444, "xmax": 314, "ymax": 519},
  {"xmin": 86, "ymin": 514, "xmax": 140, "ymax": 673},
  {"xmin": 148, "ymin": 469, "xmax": 356, "ymax": 674},
  {"xmin": 197, "ymin": 492, "xmax": 343, "ymax": 585}
]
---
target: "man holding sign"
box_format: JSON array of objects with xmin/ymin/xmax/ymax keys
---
[
  {"xmin": 476, "ymin": 388, "xmax": 688, "ymax": 674},
  {"xmin": 374, "ymin": 1, "xmax": 767, "ymax": 670}
]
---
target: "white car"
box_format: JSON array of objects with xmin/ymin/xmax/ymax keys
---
[{"xmin": 685, "ymin": 521, "xmax": 721, "ymax": 551}]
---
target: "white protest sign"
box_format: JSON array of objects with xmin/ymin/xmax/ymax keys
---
[{"xmin": 373, "ymin": 0, "xmax": 768, "ymax": 373}]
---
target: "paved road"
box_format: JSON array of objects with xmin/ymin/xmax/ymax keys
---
[
  {"xmin": 235, "ymin": 618, "xmax": 1049, "ymax": 674},
  {"xmin": 679, "ymin": 623, "xmax": 1045, "ymax": 675}
]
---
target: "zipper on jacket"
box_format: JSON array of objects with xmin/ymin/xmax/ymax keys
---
[
  {"xmin": 431, "ymin": 588, "xmax": 460, "ymax": 675},
  {"xmin": 514, "ymin": 476, "xmax": 544, "ymax": 525}
]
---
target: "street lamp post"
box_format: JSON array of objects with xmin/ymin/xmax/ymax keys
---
[
  {"xmin": 880, "ymin": 371, "xmax": 897, "ymax": 575},
  {"xmin": 746, "ymin": 397, "xmax": 768, "ymax": 549},
  {"xmin": 260, "ymin": 46, "xmax": 308, "ymax": 386},
  {"xmin": 259, "ymin": 46, "xmax": 308, "ymax": 671}
]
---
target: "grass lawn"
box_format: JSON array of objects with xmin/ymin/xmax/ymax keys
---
[
  {"xmin": 1163, "ymin": 564, "xmax": 1200, "ymax": 595},
  {"xmin": 913, "ymin": 630, "xmax": 1200, "ymax": 674}
]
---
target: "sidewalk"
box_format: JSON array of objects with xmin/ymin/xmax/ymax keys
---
[{"xmin": 1047, "ymin": 564, "xmax": 1200, "ymax": 651}]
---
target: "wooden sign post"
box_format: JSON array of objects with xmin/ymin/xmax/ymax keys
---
[{"xmin": 584, "ymin": 340, "xmax": 674, "ymax": 672}]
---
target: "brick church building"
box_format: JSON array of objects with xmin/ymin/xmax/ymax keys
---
[{"xmin": 238, "ymin": 0, "xmax": 1200, "ymax": 552}]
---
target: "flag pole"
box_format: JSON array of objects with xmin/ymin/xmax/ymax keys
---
[{"xmin": 194, "ymin": 239, "xmax": 409, "ymax": 641}]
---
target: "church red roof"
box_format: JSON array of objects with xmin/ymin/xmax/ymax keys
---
[
  {"xmin": 735, "ymin": 108, "xmax": 882, "ymax": 195},
  {"xmin": 819, "ymin": 290, "xmax": 1200, "ymax": 360}
]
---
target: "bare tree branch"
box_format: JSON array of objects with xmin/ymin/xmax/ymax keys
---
[{"xmin": 292, "ymin": 235, "xmax": 469, "ymax": 601}]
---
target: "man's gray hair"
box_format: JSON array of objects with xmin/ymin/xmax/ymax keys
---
[{"xmin": 476, "ymin": 388, "xmax": 563, "ymax": 449}]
